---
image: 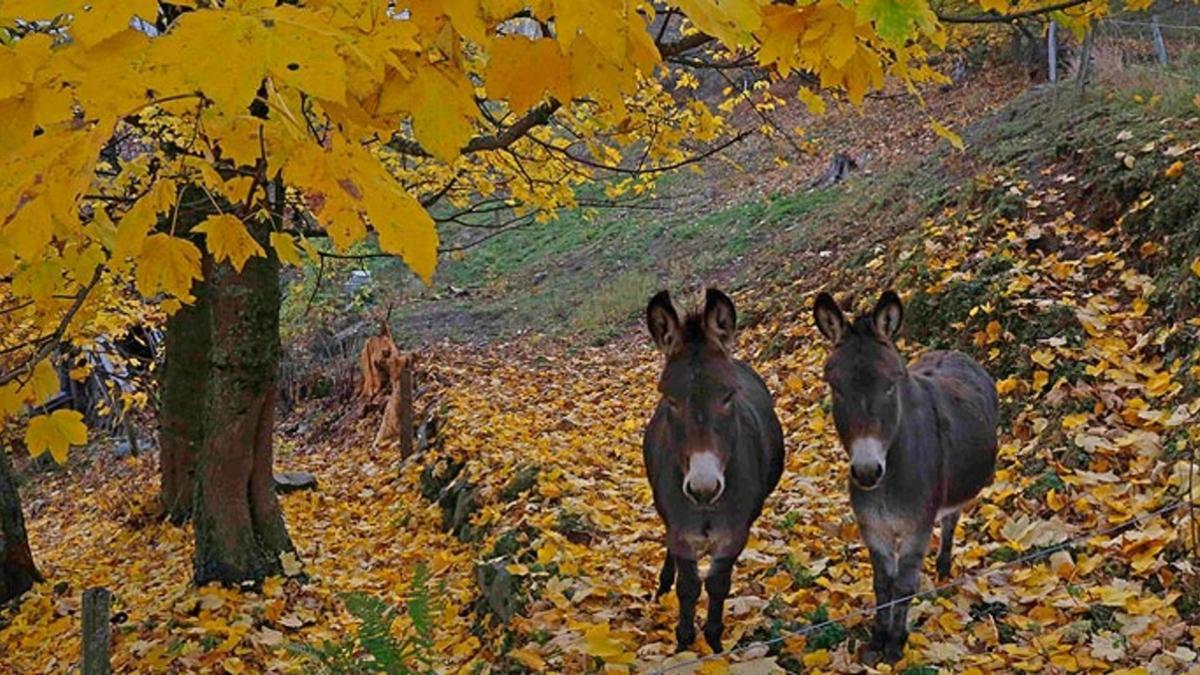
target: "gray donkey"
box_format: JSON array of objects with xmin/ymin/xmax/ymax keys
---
[
  {"xmin": 813, "ymin": 290, "xmax": 997, "ymax": 665},
  {"xmin": 643, "ymin": 289, "xmax": 785, "ymax": 653}
]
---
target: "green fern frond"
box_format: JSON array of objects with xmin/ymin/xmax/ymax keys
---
[{"xmin": 293, "ymin": 565, "xmax": 441, "ymax": 675}]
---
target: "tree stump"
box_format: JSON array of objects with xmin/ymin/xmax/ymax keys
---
[
  {"xmin": 372, "ymin": 353, "xmax": 417, "ymax": 456},
  {"xmin": 810, "ymin": 152, "xmax": 858, "ymax": 189},
  {"xmin": 82, "ymin": 587, "xmax": 112, "ymax": 675}
]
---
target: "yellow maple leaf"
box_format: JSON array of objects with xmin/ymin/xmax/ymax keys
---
[
  {"xmin": 581, "ymin": 623, "xmax": 633, "ymax": 664},
  {"xmin": 1032, "ymin": 370, "xmax": 1050, "ymax": 392},
  {"xmin": 70, "ymin": 0, "xmax": 158, "ymax": 48},
  {"xmin": 27, "ymin": 359, "xmax": 60, "ymax": 405},
  {"xmin": 1144, "ymin": 371, "xmax": 1172, "ymax": 398},
  {"xmin": 674, "ymin": 0, "xmax": 762, "ymax": 48},
  {"xmin": 269, "ymin": 232, "xmax": 302, "ymax": 267},
  {"xmin": 280, "ymin": 551, "xmax": 303, "ymax": 577},
  {"xmin": 486, "ymin": 36, "xmax": 571, "ymax": 114},
  {"xmin": 195, "ymin": 214, "xmax": 265, "ymax": 273},
  {"xmin": 797, "ymin": 86, "xmax": 827, "ymax": 115},
  {"xmin": 802, "ymin": 649, "xmax": 831, "ymax": 667},
  {"xmin": 1164, "ymin": 160, "xmax": 1185, "ymax": 179},
  {"xmin": 508, "ymin": 647, "xmax": 547, "ymax": 670},
  {"xmin": 135, "ymin": 233, "xmax": 202, "ymax": 300},
  {"xmin": 996, "ymin": 376, "xmax": 1019, "ymax": 395},
  {"xmin": 931, "ymin": 120, "xmax": 964, "ymax": 150},
  {"xmin": 25, "ymin": 409, "xmax": 88, "ymax": 464},
  {"xmin": 1191, "ymin": 257, "xmax": 1200, "ymax": 278}
]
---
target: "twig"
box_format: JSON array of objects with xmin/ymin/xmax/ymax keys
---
[
  {"xmin": 0, "ymin": 267, "xmax": 104, "ymax": 387},
  {"xmin": 937, "ymin": 0, "xmax": 1093, "ymax": 24}
]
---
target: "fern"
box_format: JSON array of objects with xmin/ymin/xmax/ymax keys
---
[{"xmin": 293, "ymin": 564, "xmax": 440, "ymax": 674}]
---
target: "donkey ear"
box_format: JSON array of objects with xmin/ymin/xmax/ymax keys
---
[
  {"xmin": 703, "ymin": 288, "xmax": 737, "ymax": 351},
  {"xmin": 813, "ymin": 292, "xmax": 847, "ymax": 343},
  {"xmin": 872, "ymin": 290, "xmax": 904, "ymax": 340},
  {"xmin": 646, "ymin": 290, "xmax": 682, "ymax": 357}
]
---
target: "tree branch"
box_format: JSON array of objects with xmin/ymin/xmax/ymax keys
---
[
  {"xmin": 0, "ymin": 267, "xmax": 104, "ymax": 388},
  {"xmin": 936, "ymin": 0, "xmax": 1093, "ymax": 24}
]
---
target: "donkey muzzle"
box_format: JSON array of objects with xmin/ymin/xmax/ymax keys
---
[
  {"xmin": 683, "ymin": 451, "xmax": 726, "ymax": 505},
  {"xmin": 849, "ymin": 437, "xmax": 886, "ymax": 490}
]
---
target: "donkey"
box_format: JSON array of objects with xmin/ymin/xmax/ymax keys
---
[
  {"xmin": 812, "ymin": 290, "xmax": 997, "ymax": 665},
  {"xmin": 643, "ymin": 288, "xmax": 785, "ymax": 653}
]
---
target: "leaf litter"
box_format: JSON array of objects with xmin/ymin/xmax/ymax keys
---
[{"xmin": 3, "ymin": 116, "xmax": 1200, "ymax": 675}]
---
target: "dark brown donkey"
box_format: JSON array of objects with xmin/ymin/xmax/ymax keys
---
[
  {"xmin": 643, "ymin": 289, "xmax": 785, "ymax": 653},
  {"xmin": 813, "ymin": 290, "xmax": 997, "ymax": 665}
]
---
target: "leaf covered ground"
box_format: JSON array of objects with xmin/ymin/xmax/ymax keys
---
[{"xmin": 3, "ymin": 83, "xmax": 1200, "ymax": 673}]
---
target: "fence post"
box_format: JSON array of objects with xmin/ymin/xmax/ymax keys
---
[
  {"xmin": 1048, "ymin": 21, "xmax": 1058, "ymax": 83},
  {"xmin": 1076, "ymin": 28, "xmax": 1096, "ymax": 95},
  {"xmin": 82, "ymin": 587, "xmax": 112, "ymax": 675},
  {"xmin": 1151, "ymin": 15, "xmax": 1169, "ymax": 66}
]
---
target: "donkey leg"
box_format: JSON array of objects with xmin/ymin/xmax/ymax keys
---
[
  {"xmin": 883, "ymin": 527, "xmax": 934, "ymax": 664},
  {"xmin": 655, "ymin": 553, "xmax": 676, "ymax": 599},
  {"xmin": 674, "ymin": 558, "xmax": 701, "ymax": 652},
  {"xmin": 936, "ymin": 511, "xmax": 960, "ymax": 581},
  {"xmin": 863, "ymin": 548, "xmax": 896, "ymax": 665},
  {"xmin": 702, "ymin": 557, "xmax": 735, "ymax": 653}
]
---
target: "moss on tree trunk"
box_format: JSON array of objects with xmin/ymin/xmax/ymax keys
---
[
  {"xmin": 159, "ymin": 278, "xmax": 210, "ymax": 524},
  {"xmin": 0, "ymin": 449, "xmax": 41, "ymax": 603},
  {"xmin": 192, "ymin": 216, "xmax": 295, "ymax": 585}
]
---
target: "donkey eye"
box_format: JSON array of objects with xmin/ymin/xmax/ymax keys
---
[{"xmin": 720, "ymin": 391, "xmax": 735, "ymax": 407}]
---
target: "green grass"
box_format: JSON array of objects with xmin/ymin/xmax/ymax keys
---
[
  {"xmin": 391, "ymin": 185, "xmax": 845, "ymax": 343},
  {"xmin": 286, "ymin": 65, "xmax": 1200, "ymax": 352}
]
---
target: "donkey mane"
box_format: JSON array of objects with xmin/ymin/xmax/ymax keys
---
[
  {"xmin": 849, "ymin": 315, "xmax": 877, "ymax": 335},
  {"xmin": 679, "ymin": 312, "xmax": 711, "ymax": 346}
]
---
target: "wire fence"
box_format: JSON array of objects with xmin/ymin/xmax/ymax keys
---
[
  {"xmin": 1080, "ymin": 15, "xmax": 1200, "ymax": 87},
  {"xmin": 649, "ymin": 497, "xmax": 1190, "ymax": 673}
]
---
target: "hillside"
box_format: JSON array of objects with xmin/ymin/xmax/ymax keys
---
[{"xmin": 3, "ymin": 69, "xmax": 1199, "ymax": 674}]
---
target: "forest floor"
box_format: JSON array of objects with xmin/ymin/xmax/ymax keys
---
[{"xmin": 3, "ymin": 67, "xmax": 1200, "ymax": 674}]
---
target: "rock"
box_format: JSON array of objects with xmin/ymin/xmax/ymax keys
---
[{"xmin": 273, "ymin": 471, "xmax": 318, "ymax": 494}]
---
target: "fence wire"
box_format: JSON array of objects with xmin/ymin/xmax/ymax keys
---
[{"xmin": 650, "ymin": 499, "xmax": 1189, "ymax": 673}]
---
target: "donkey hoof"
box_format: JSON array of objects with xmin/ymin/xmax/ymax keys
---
[
  {"xmin": 882, "ymin": 635, "xmax": 907, "ymax": 664},
  {"xmin": 861, "ymin": 646, "xmax": 882, "ymax": 667},
  {"xmin": 936, "ymin": 557, "xmax": 952, "ymax": 581},
  {"xmin": 675, "ymin": 625, "xmax": 696, "ymax": 653},
  {"xmin": 703, "ymin": 624, "xmax": 724, "ymax": 654},
  {"xmin": 882, "ymin": 644, "xmax": 905, "ymax": 664}
]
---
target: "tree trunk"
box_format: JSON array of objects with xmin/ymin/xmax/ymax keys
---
[
  {"xmin": 158, "ymin": 187, "xmax": 215, "ymax": 524},
  {"xmin": 192, "ymin": 217, "xmax": 295, "ymax": 585},
  {"xmin": 159, "ymin": 279, "xmax": 210, "ymax": 524},
  {"xmin": 0, "ymin": 449, "xmax": 41, "ymax": 603}
]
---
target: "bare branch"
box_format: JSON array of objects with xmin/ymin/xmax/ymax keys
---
[
  {"xmin": 0, "ymin": 267, "xmax": 104, "ymax": 388},
  {"xmin": 936, "ymin": 0, "xmax": 1093, "ymax": 24}
]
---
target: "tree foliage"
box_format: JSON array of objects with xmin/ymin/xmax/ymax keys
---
[{"xmin": 0, "ymin": 0, "xmax": 1139, "ymax": 455}]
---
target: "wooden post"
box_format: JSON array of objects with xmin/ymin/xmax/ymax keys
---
[
  {"xmin": 82, "ymin": 587, "xmax": 112, "ymax": 675},
  {"xmin": 399, "ymin": 363, "xmax": 414, "ymax": 459},
  {"xmin": 1048, "ymin": 21, "xmax": 1058, "ymax": 83},
  {"xmin": 1076, "ymin": 28, "xmax": 1096, "ymax": 95},
  {"xmin": 1151, "ymin": 15, "xmax": 1168, "ymax": 66}
]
